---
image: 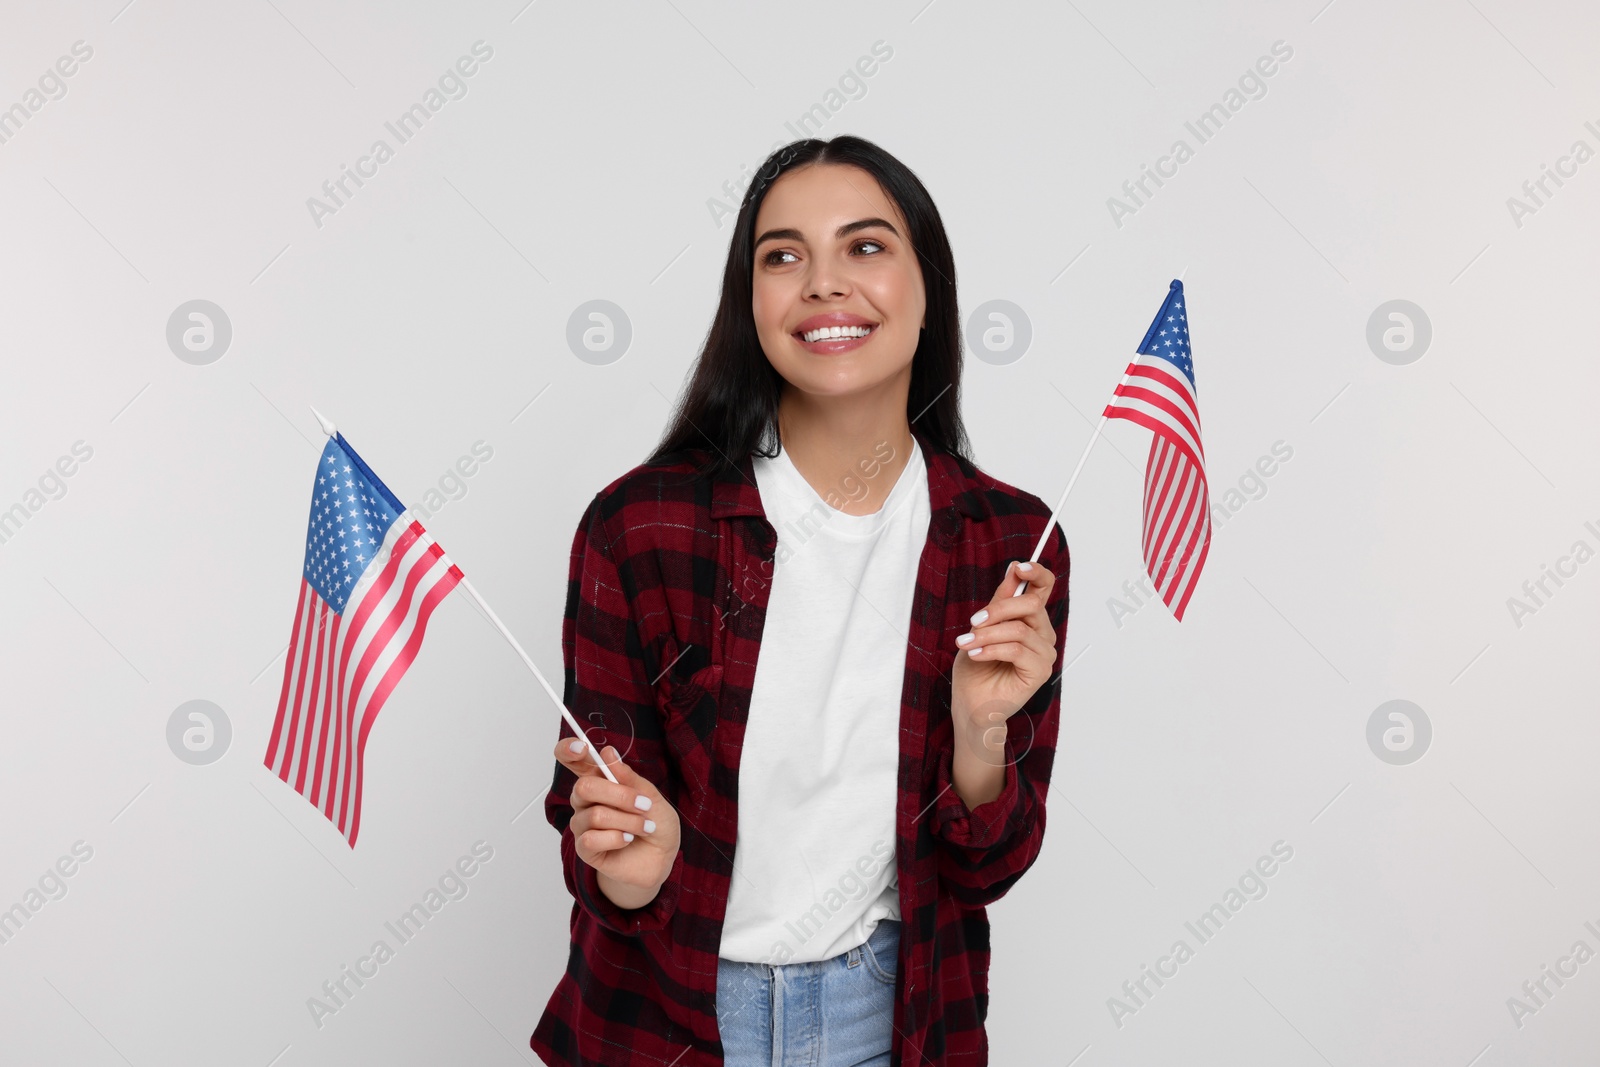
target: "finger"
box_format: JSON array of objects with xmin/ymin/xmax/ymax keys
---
[
  {"xmin": 969, "ymin": 579, "xmax": 1055, "ymax": 634},
  {"xmin": 990, "ymin": 560, "xmax": 1054, "ymax": 606},
  {"xmin": 572, "ymin": 745, "xmax": 661, "ymax": 819},
  {"xmin": 963, "ymin": 641, "xmax": 1054, "ymax": 679},
  {"xmin": 580, "ymin": 802, "xmax": 659, "ymax": 840},
  {"xmin": 575, "ymin": 826, "xmax": 636, "ymax": 856},
  {"xmin": 1007, "ymin": 559, "xmax": 1055, "ymax": 602},
  {"xmin": 962, "ymin": 640, "xmax": 1031, "ymax": 664},
  {"xmin": 961, "ymin": 630, "xmax": 1052, "ymax": 664},
  {"xmin": 554, "ymin": 736, "xmax": 616, "ymax": 779},
  {"xmin": 554, "ymin": 740, "xmax": 622, "ymax": 810},
  {"xmin": 957, "ymin": 619, "xmax": 1048, "ymax": 653}
]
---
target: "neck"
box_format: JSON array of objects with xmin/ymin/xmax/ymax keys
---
[{"xmin": 775, "ymin": 374, "xmax": 915, "ymax": 516}]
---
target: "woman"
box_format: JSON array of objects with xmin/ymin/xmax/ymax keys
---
[{"xmin": 530, "ymin": 135, "xmax": 1069, "ymax": 1067}]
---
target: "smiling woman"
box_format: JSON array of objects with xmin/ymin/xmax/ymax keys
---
[{"xmin": 531, "ymin": 136, "xmax": 1070, "ymax": 1067}]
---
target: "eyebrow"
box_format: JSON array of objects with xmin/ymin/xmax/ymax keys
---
[{"xmin": 753, "ymin": 217, "xmax": 901, "ymax": 249}]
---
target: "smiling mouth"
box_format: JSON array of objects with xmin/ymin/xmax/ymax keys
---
[{"xmin": 795, "ymin": 324, "xmax": 877, "ymax": 344}]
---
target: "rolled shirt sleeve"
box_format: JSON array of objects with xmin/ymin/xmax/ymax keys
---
[{"xmin": 545, "ymin": 494, "xmax": 685, "ymax": 935}]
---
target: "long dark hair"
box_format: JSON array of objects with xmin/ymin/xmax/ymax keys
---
[{"xmin": 650, "ymin": 135, "xmax": 970, "ymax": 472}]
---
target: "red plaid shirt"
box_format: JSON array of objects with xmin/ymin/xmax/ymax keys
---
[{"xmin": 531, "ymin": 433, "xmax": 1069, "ymax": 1066}]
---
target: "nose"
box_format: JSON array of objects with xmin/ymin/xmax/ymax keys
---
[{"xmin": 803, "ymin": 257, "xmax": 850, "ymax": 301}]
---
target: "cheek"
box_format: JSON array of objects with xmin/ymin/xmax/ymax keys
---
[
  {"xmin": 751, "ymin": 272, "xmax": 801, "ymax": 332},
  {"xmin": 751, "ymin": 283, "xmax": 799, "ymax": 357}
]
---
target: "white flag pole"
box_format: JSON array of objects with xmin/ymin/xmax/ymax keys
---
[
  {"xmin": 308, "ymin": 406, "xmax": 619, "ymax": 785},
  {"xmin": 1013, "ymin": 354, "xmax": 1143, "ymax": 598},
  {"xmin": 454, "ymin": 577, "xmax": 619, "ymax": 784}
]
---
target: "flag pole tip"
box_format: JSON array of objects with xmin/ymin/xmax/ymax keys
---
[{"xmin": 308, "ymin": 405, "xmax": 337, "ymax": 437}]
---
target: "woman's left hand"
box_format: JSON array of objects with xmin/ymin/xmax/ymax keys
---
[{"xmin": 950, "ymin": 560, "xmax": 1058, "ymax": 731}]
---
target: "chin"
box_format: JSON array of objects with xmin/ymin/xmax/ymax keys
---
[{"xmin": 785, "ymin": 370, "xmax": 907, "ymax": 401}]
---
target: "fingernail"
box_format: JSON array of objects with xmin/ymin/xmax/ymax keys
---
[
  {"xmin": 635, "ymin": 795, "xmax": 653, "ymax": 811},
  {"xmin": 569, "ymin": 740, "xmax": 585, "ymax": 754},
  {"xmin": 956, "ymin": 633, "xmax": 975, "ymax": 646},
  {"xmin": 1017, "ymin": 562, "xmax": 1033, "ymax": 573},
  {"xmin": 643, "ymin": 819, "xmax": 656, "ymax": 834},
  {"xmin": 623, "ymin": 832, "xmax": 635, "ymax": 842},
  {"xmin": 970, "ymin": 609, "xmax": 988, "ymax": 625},
  {"xmin": 968, "ymin": 647, "xmax": 983, "ymax": 657}
]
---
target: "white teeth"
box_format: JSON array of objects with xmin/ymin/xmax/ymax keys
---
[{"xmin": 801, "ymin": 324, "xmax": 874, "ymax": 342}]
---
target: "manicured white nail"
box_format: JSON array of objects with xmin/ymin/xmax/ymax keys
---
[
  {"xmin": 623, "ymin": 832, "xmax": 635, "ymax": 842},
  {"xmin": 643, "ymin": 819, "xmax": 656, "ymax": 834},
  {"xmin": 1016, "ymin": 562, "xmax": 1033, "ymax": 573},
  {"xmin": 970, "ymin": 609, "xmax": 988, "ymax": 625},
  {"xmin": 569, "ymin": 740, "xmax": 584, "ymax": 754},
  {"xmin": 956, "ymin": 633, "xmax": 975, "ymax": 646},
  {"xmin": 635, "ymin": 795, "xmax": 653, "ymax": 811},
  {"xmin": 968, "ymin": 647, "xmax": 983, "ymax": 657}
]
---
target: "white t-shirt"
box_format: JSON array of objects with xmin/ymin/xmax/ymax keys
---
[{"xmin": 717, "ymin": 437, "xmax": 931, "ymax": 965}]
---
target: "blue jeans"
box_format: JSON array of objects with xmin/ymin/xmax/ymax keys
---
[{"xmin": 716, "ymin": 918, "xmax": 901, "ymax": 1066}]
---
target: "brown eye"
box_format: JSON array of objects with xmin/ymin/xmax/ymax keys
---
[
  {"xmin": 854, "ymin": 239, "xmax": 884, "ymax": 255},
  {"xmin": 763, "ymin": 248, "xmax": 797, "ymax": 266}
]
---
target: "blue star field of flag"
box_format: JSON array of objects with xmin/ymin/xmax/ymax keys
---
[
  {"xmin": 303, "ymin": 438, "xmax": 404, "ymax": 612},
  {"xmin": 1137, "ymin": 288, "xmax": 1193, "ymax": 387}
]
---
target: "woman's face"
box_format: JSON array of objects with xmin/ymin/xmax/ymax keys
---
[{"xmin": 750, "ymin": 163, "xmax": 926, "ymax": 403}]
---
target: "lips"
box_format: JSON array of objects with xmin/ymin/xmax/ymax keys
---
[{"xmin": 792, "ymin": 312, "xmax": 879, "ymax": 354}]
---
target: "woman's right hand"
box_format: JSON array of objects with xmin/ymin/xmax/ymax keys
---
[{"xmin": 552, "ymin": 739, "xmax": 681, "ymax": 903}]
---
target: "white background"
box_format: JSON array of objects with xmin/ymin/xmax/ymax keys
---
[{"xmin": 0, "ymin": 1, "xmax": 1596, "ymax": 1064}]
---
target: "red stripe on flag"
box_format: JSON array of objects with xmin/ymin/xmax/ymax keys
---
[
  {"xmin": 1163, "ymin": 473, "xmax": 1212, "ymax": 601},
  {"xmin": 1142, "ymin": 438, "xmax": 1168, "ymax": 522},
  {"xmin": 1105, "ymin": 406, "xmax": 1205, "ymax": 473},
  {"xmin": 1145, "ymin": 441, "xmax": 1181, "ymax": 547},
  {"xmin": 346, "ymin": 562, "xmax": 463, "ymax": 847},
  {"xmin": 1124, "ymin": 364, "xmax": 1202, "ymax": 431},
  {"xmin": 1146, "ymin": 465, "xmax": 1192, "ymax": 589},
  {"xmin": 1108, "ymin": 384, "xmax": 1203, "ymax": 458},
  {"xmin": 1143, "ymin": 449, "xmax": 1184, "ymax": 565},
  {"xmin": 1151, "ymin": 466, "xmax": 1199, "ymax": 590},
  {"xmin": 1172, "ymin": 525, "xmax": 1212, "ymax": 620},
  {"xmin": 265, "ymin": 580, "xmax": 309, "ymax": 770},
  {"xmin": 331, "ymin": 522, "xmax": 425, "ymax": 833},
  {"xmin": 345, "ymin": 540, "xmax": 446, "ymax": 742},
  {"xmin": 309, "ymin": 612, "xmax": 342, "ymax": 808},
  {"xmin": 278, "ymin": 596, "xmax": 321, "ymax": 784},
  {"xmin": 295, "ymin": 601, "xmax": 333, "ymax": 794}
]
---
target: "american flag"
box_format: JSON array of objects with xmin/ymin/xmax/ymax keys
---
[
  {"xmin": 1104, "ymin": 280, "xmax": 1210, "ymax": 621},
  {"xmin": 265, "ymin": 432, "xmax": 463, "ymax": 847}
]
